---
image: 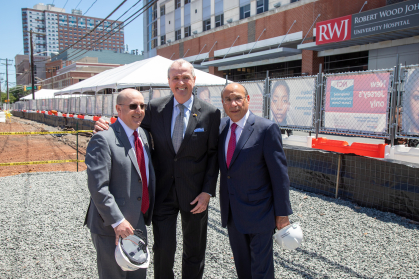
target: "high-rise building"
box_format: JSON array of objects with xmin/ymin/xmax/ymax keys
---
[
  {"xmin": 21, "ymin": 3, "xmax": 125, "ymax": 57},
  {"xmin": 143, "ymin": 0, "xmax": 419, "ymax": 80}
]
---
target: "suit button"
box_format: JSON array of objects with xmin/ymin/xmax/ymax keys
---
[
  {"xmin": 227, "ymin": 176, "xmax": 231, "ymax": 179},
  {"xmin": 137, "ymin": 197, "xmax": 142, "ymax": 201},
  {"xmin": 174, "ymin": 158, "xmax": 177, "ymax": 162}
]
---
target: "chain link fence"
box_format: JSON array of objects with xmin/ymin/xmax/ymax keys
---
[{"xmin": 10, "ymin": 64, "xmax": 419, "ymax": 141}]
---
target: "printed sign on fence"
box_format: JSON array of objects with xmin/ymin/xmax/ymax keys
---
[
  {"xmin": 270, "ymin": 78, "xmax": 315, "ymax": 128},
  {"xmin": 196, "ymin": 86, "xmax": 224, "ymax": 113},
  {"xmin": 401, "ymin": 67, "xmax": 419, "ymax": 136},
  {"xmin": 324, "ymin": 72, "xmax": 391, "ymax": 133}
]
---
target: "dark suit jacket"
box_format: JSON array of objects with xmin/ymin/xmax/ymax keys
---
[
  {"xmin": 219, "ymin": 112, "xmax": 292, "ymax": 234},
  {"xmin": 85, "ymin": 120, "xmax": 156, "ymax": 236},
  {"xmin": 141, "ymin": 95, "xmax": 221, "ymax": 211}
]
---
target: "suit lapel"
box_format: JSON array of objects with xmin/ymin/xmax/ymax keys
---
[
  {"xmin": 176, "ymin": 97, "xmax": 201, "ymax": 155},
  {"xmin": 159, "ymin": 95, "xmax": 175, "ymax": 155},
  {"xmin": 229, "ymin": 113, "xmax": 255, "ymax": 169},
  {"xmin": 112, "ymin": 121, "xmax": 142, "ymax": 178},
  {"xmin": 219, "ymin": 118, "xmax": 230, "ymax": 171}
]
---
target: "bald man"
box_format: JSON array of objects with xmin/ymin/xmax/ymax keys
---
[{"xmin": 85, "ymin": 89, "xmax": 156, "ymax": 279}]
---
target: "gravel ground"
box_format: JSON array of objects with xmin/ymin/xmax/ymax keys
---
[{"xmin": 0, "ymin": 171, "xmax": 418, "ymax": 278}]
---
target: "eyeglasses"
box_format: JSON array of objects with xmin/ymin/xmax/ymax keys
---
[{"xmin": 118, "ymin": 103, "xmax": 146, "ymax": 110}]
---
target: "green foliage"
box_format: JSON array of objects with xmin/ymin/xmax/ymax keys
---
[{"xmin": 1, "ymin": 92, "xmax": 17, "ymax": 103}]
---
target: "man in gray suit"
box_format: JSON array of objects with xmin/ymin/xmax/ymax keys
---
[{"xmin": 85, "ymin": 88, "xmax": 155, "ymax": 279}]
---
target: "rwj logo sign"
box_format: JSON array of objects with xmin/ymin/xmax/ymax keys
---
[{"xmin": 316, "ymin": 15, "xmax": 352, "ymax": 45}]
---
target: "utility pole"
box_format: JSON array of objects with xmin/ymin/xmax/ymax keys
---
[
  {"xmin": 23, "ymin": 30, "xmax": 46, "ymax": 100},
  {"xmin": 30, "ymin": 30, "xmax": 35, "ymax": 100},
  {"xmin": 6, "ymin": 59, "xmax": 9, "ymax": 107}
]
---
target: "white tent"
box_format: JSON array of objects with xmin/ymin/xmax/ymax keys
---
[
  {"xmin": 56, "ymin": 55, "xmax": 228, "ymax": 95},
  {"xmin": 20, "ymin": 89, "xmax": 61, "ymax": 100}
]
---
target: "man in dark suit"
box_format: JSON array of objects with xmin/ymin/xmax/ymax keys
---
[
  {"xmin": 85, "ymin": 89, "xmax": 156, "ymax": 279},
  {"xmin": 95, "ymin": 59, "xmax": 221, "ymax": 279},
  {"xmin": 219, "ymin": 83, "xmax": 293, "ymax": 279}
]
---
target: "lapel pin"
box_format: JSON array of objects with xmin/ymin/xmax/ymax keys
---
[{"xmin": 193, "ymin": 114, "xmax": 197, "ymax": 117}]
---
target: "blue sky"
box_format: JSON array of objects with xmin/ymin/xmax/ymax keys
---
[{"xmin": 0, "ymin": 0, "xmax": 144, "ymax": 86}]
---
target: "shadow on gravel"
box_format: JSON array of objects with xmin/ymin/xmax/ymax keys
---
[
  {"xmin": 208, "ymin": 205, "xmax": 228, "ymax": 237},
  {"xmin": 274, "ymin": 248, "xmax": 374, "ymax": 279},
  {"xmin": 291, "ymin": 187, "xmax": 419, "ymax": 230}
]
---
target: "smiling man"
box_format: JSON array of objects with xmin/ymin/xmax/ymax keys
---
[
  {"xmin": 94, "ymin": 59, "xmax": 221, "ymax": 279},
  {"xmin": 85, "ymin": 89, "xmax": 155, "ymax": 279},
  {"xmin": 219, "ymin": 83, "xmax": 292, "ymax": 279}
]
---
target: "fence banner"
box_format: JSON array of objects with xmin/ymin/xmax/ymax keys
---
[
  {"xmin": 270, "ymin": 78, "xmax": 316, "ymax": 128},
  {"xmin": 141, "ymin": 90, "xmax": 150, "ymax": 104},
  {"xmin": 86, "ymin": 96, "xmax": 94, "ymax": 115},
  {"xmin": 196, "ymin": 86, "xmax": 224, "ymax": 113},
  {"xmin": 95, "ymin": 94, "xmax": 103, "ymax": 115},
  {"xmin": 323, "ymin": 71, "xmax": 391, "ymax": 134},
  {"xmin": 151, "ymin": 89, "xmax": 172, "ymax": 100},
  {"xmin": 401, "ymin": 67, "xmax": 419, "ymax": 137},
  {"xmin": 241, "ymin": 82, "xmax": 264, "ymax": 117},
  {"xmin": 79, "ymin": 96, "xmax": 87, "ymax": 115},
  {"xmin": 102, "ymin": 95, "xmax": 113, "ymax": 116}
]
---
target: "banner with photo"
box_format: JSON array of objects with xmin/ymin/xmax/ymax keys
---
[
  {"xmin": 324, "ymin": 72, "xmax": 391, "ymax": 133},
  {"xmin": 196, "ymin": 86, "xmax": 224, "ymax": 113},
  {"xmin": 401, "ymin": 67, "xmax": 419, "ymax": 136},
  {"xmin": 151, "ymin": 89, "xmax": 172, "ymax": 100},
  {"xmin": 270, "ymin": 78, "xmax": 316, "ymax": 128}
]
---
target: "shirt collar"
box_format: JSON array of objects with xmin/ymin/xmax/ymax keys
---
[
  {"xmin": 173, "ymin": 94, "xmax": 194, "ymax": 111},
  {"xmin": 229, "ymin": 110, "xmax": 250, "ymax": 130},
  {"xmin": 118, "ymin": 117, "xmax": 137, "ymax": 138}
]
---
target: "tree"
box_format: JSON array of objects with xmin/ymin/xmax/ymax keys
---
[
  {"xmin": 1, "ymin": 91, "xmax": 17, "ymax": 103},
  {"xmin": 9, "ymin": 86, "xmax": 27, "ymax": 102}
]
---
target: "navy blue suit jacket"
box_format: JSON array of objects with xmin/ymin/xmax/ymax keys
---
[{"xmin": 218, "ymin": 112, "xmax": 293, "ymax": 234}]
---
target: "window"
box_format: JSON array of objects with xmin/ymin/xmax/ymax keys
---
[
  {"xmin": 240, "ymin": 4, "xmax": 250, "ymax": 19},
  {"xmin": 184, "ymin": 0, "xmax": 190, "ymax": 3},
  {"xmin": 203, "ymin": 19, "xmax": 211, "ymax": 31},
  {"xmin": 175, "ymin": 29, "xmax": 181, "ymax": 40},
  {"xmin": 215, "ymin": 14, "xmax": 224, "ymax": 27},
  {"xmin": 257, "ymin": 0, "xmax": 268, "ymax": 14},
  {"xmin": 161, "ymin": 35, "xmax": 166, "ymax": 45},
  {"xmin": 175, "ymin": 0, "xmax": 181, "ymax": 9},
  {"xmin": 184, "ymin": 26, "xmax": 191, "ymax": 38},
  {"xmin": 160, "ymin": 5, "xmax": 165, "ymax": 16}
]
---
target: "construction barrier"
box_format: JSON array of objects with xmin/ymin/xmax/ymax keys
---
[
  {"xmin": 385, "ymin": 145, "xmax": 419, "ymax": 164},
  {"xmin": 311, "ymin": 138, "xmax": 387, "ymax": 159}
]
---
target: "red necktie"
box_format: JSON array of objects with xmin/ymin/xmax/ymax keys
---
[
  {"xmin": 133, "ymin": 130, "xmax": 149, "ymax": 214},
  {"xmin": 226, "ymin": 123, "xmax": 237, "ymax": 169}
]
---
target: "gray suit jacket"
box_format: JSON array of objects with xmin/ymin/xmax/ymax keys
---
[{"xmin": 84, "ymin": 120, "xmax": 156, "ymax": 236}]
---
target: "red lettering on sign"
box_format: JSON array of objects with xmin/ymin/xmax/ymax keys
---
[{"xmin": 316, "ymin": 15, "xmax": 352, "ymax": 45}]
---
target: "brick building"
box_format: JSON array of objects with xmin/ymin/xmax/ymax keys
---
[{"xmin": 143, "ymin": 0, "xmax": 419, "ymax": 81}]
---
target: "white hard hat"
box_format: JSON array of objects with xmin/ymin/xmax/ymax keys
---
[
  {"xmin": 115, "ymin": 230, "xmax": 150, "ymax": 271},
  {"xmin": 273, "ymin": 222, "xmax": 303, "ymax": 250}
]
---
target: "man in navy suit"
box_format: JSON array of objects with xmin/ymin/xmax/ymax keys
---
[{"xmin": 219, "ymin": 83, "xmax": 293, "ymax": 279}]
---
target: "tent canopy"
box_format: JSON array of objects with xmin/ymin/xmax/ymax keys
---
[
  {"xmin": 56, "ymin": 55, "xmax": 228, "ymax": 95},
  {"xmin": 20, "ymin": 89, "xmax": 61, "ymax": 100}
]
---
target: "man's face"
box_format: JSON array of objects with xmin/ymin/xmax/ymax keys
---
[
  {"xmin": 199, "ymin": 89, "xmax": 211, "ymax": 103},
  {"xmin": 222, "ymin": 83, "xmax": 250, "ymax": 123},
  {"xmin": 271, "ymin": 85, "xmax": 290, "ymax": 124},
  {"xmin": 116, "ymin": 90, "xmax": 145, "ymax": 130},
  {"xmin": 168, "ymin": 63, "xmax": 196, "ymax": 104}
]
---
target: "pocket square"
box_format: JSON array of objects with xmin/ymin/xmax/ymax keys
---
[{"xmin": 194, "ymin": 128, "xmax": 205, "ymax": 132}]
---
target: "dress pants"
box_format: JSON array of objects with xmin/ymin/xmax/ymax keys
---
[
  {"xmin": 227, "ymin": 210, "xmax": 275, "ymax": 279},
  {"xmin": 91, "ymin": 214, "xmax": 148, "ymax": 279},
  {"xmin": 152, "ymin": 185, "xmax": 208, "ymax": 279}
]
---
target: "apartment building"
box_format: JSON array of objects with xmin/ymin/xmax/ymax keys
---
[
  {"xmin": 143, "ymin": 0, "xmax": 419, "ymax": 80},
  {"xmin": 21, "ymin": 3, "xmax": 125, "ymax": 57}
]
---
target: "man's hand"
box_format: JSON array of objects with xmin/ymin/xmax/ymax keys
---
[
  {"xmin": 275, "ymin": 216, "xmax": 290, "ymax": 230},
  {"xmin": 190, "ymin": 192, "xmax": 211, "ymax": 214},
  {"xmin": 93, "ymin": 118, "xmax": 110, "ymax": 134},
  {"xmin": 114, "ymin": 220, "xmax": 134, "ymax": 245}
]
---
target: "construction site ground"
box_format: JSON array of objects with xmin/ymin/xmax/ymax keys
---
[{"xmin": 0, "ymin": 116, "xmax": 91, "ymax": 177}]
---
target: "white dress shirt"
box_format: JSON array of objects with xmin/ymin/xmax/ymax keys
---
[
  {"xmin": 171, "ymin": 95, "xmax": 194, "ymax": 137},
  {"xmin": 112, "ymin": 118, "xmax": 150, "ymax": 228},
  {"xmin": 225, "ymin": 110, "xmax": 250, "ymax": 159}
]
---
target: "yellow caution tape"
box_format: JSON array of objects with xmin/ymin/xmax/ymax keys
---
[
  {"xmin": 0, "ymin": 130, "xmax": 93, "ymax": 135},
  {"xmin": 0, "ymin": 159, "xmax": 85, "ymax": 166}
]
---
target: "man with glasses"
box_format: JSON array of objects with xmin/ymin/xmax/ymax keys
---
[
  {"xmin": 85, "ymin": 89, "xmax": 155, "ymax": 279},
  {"xmin": 94, "ymin": 59, "xmax": 221, "ymax": 279},
  {"xmin": 218, "ymin": 83, "xmax": 292, "ymax": 279}
]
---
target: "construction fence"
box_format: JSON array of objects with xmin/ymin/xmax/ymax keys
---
[{"xmin": 13, "ymin": 63, "xmax": 419, "ymax": 141}]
